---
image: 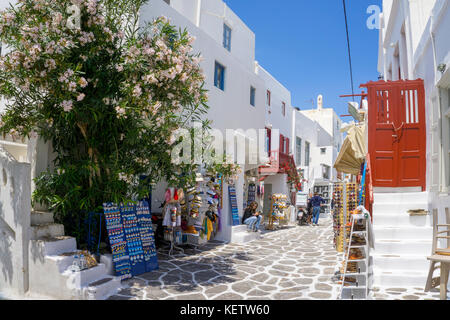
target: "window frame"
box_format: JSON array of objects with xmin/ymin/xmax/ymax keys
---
[
  {"xmin": 282, "ymin": 101, "xmax": 286, "ymax": 116},
  {"xmin": 295, "ymin": 137, "xmax": 302, "ymax": 166},
  {"xmin": 214, "ymin": 61, "xmax": 225, "ymax": 91},
  {"xmin": 304, "ymin": 141, "xmax": 310, "ymax": 167},
  {"xmin": 223, "ymin": 24, "xmax": 232, "ymax": 52},
  {"xmin": 267, "ymin": 90, "xmax": 271, "ymax": 106},
  {"xmin": 441, "ymin": 87, "xmax": 450, "ymax": 192}
]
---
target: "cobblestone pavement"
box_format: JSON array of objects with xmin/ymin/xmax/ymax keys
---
[
  {"xmin": 372, "ymin": 286, "xmax": 445, "ymax": 300},
  {"xmin": 108, "ymin": 218, "xmax": 445, "ymax": 300},
  {"xmin": 110, "ymin": 218, "xmax": 342, "ymax": 300}
]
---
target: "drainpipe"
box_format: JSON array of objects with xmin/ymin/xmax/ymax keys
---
[{"xmin": 196, "ymin": 0, "xmax": 202, "ymax": 27}]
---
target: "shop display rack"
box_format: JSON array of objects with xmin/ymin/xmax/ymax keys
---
[{"xmin": 339, "ymin": 213, "xmax": 372, "ymax": 300}]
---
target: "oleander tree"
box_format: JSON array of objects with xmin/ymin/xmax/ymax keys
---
[{"xmin": 0, "ymin": 0, "xmax": 209, "ymax": 240}]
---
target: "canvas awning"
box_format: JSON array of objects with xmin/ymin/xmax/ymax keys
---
[{"xmin": 334, "ymin": 124, "xmax": 366, "ymax": 175}]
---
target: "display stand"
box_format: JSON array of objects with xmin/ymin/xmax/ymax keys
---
[
  {"xmin": 161, "ymin": 202, "xmax": 185, "ymax": 256},
  {"xmin": 339, "ymin": 213, "xmax": 372, "ymax": 300},
  {"xmin": 267, "ymin": 194, "xmax": 289, "ymax": 230},
  {"xmin": 314, "ymin": 182, "xmax": 333, "ymax": 215},
  {"xmin": 228, "ymin": 185, "xmax": 240, "ymax": 226}
]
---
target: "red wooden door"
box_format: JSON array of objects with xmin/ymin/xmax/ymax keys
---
[{"xmin": 362, "ymin": 80, "xmax": 426, "ymax": 190}]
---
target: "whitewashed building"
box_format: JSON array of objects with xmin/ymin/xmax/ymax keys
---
[
  {"xmin": 299, "ymin": 96, "xmax": 344, "ymax": 187},
  {"xmin": 378, "ymin": 0, "xmax": 450, "ymax": 247},
  {"xmin": 374, "ymin": 0, "xmax": 450, "ymax": 291}
]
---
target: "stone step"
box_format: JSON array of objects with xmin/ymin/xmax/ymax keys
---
[
  {"xmin": 31, "ymin": 211, "xmax": 54, "ymax": 225},
  {"xmin": 374, "ymin": 239, "xmax": 432, "ymax": 255},
  {"xmin": 373, "ymin": 192, "xmax": 428, "ymax": 204},
  {"xmin": 63, "ymin": 264, "xmax": 108, "ymax": 289},
  {"xmin": 373, "ymin": 268, "xmax": 428, "ymax": 287},
  {"xmin": 373, "ymin": 202, "xmax": 429, "ymax": 215},
  {"xmin": 30, "ymin": 236, "xmax": 77, "ymax": 257},
  {"xmin": 230, "ymin": 230, "xmax": 263, "ymax": 244},
  {"xmin": 373, "ymin": 226, "xmax": 433, "ymax": 240},
  {"xmin": 373, "ymin": 213, "xmax": 432, "ymax": 227},
  {"xmin": 84, "ymin": 276, "xmax": 122, "ymax": 300},
  {"xmin": 45, "ymin": 253, "xmax": 79, "ymax": 273},
  {"xmin": 372, "ymin": 254, "xmax": 430, "ymax": 271},
  {"xmin": 232, "ymin": 225, "xmax": 248, "ymax": 233},
  {"xmin": 31, "ymin": 223, "xmax": 65, "ymax": 240}
]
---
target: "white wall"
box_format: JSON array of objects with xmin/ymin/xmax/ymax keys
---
[
  {"xmin": 379, "ymin": 0, "xmax": 450, "ymax": 235},
  {"xmin": 0, "ymin": 146, "xmax": 31, "ymax": 297}
]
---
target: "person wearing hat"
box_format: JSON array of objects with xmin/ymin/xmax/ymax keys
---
[{"xmin": 242, "ymin": 201, "xmax": 262, "ymax": 232}]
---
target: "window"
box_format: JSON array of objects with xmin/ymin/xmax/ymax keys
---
[
  {"xmin": 305, "ymin": 141, "xmax": 310, "ymax": 166},
  {"xmin": 267, "ymin": 90, "xmax": 271, "ymax": 106},
  {"xmin": 320, "ymin": 147, "xmax": 326, "ymax": 155},
  {"xmin": 223, "ymin": 24, "xmax": 232, "ymax": 51},
  {"xmin": 250, "ymin": 86, "xmax": 256, "ymax": 107},
  {"xmin": 285, "ymin": 138, "xmax": 290, "ymax": 155},
  {"xmin": 322, "ymin": 165, "xmax": 330, "ymax": 180},
  {"xmin": 163, "ymin": 0, "xmax": 170, "ymax": 4},
  {"xmin": 214, "ymin": 62, "xmax": 225, "ymax": 91},
  {"xmin": 442, "ymin": 88, "xmax": 450, "ymax": 191},
  {"xmin": 296, "ymin": 137, "xmax": 302, "ymax": 165},
  {"xmin": 266, "ymin": 128, "xmax": 271, "ymax": 156},
  {"xmin": 282, "ymin": 102, "xmax": 286, "ymax": 116},
  {"xmin": 279, "ymin": 134, "xmax": 285, "ymax": 154}
]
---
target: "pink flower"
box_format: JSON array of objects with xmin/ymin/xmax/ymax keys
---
[
  {"xmin": 61, "ymin": 100, "xmax": 73, "ymax": 112},
  {"xmin": 77, "ymin": 93, "xmax": 85, "ymax": 101}
]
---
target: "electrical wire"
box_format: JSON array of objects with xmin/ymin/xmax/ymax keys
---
[{"xmin": 342, "ymin": 0, "xmax": 355, "ymax": 102}]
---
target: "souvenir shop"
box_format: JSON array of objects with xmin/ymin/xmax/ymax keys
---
[
  {"xmin": 101, "ymin": 170, "xmax": 225, "ymax": 280},
  {"xmin": 332, "ymin": 123, "xmax": 375, "ymax": 299}
]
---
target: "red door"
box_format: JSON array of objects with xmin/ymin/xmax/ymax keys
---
[{"xmin": 362, "ymin": 80, "xmax": 426, "ymax": 190}]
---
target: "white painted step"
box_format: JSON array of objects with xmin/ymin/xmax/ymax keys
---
[
  {"xmin": 30, "ymin": 223, "xmax": 65, "ymax": 240},
  {"xmin": 373, "ymin": 226, "xmax": 433, "ymax": 240},
  {"xmin": 63, "ymin": 263, "xmax": 108, "ymax": 288},
  {"xmin": 373, "ymin": 213, "xmax": 432, "ymax": 227},
  {"xmin": 232, "ymin": 225, "xmax": 248, "ymax": 233},
  {"xmin": 372, "ymin": 254, "xmax": 430, "ymax": 271},
  {"xmin": 373, "ymin": 268, "xmax": 428, "ymax": 287},
  {"xmin": 231, "ymin": 231, "xmax": 262, "ymax": 244},
  {"xmin": 30, "ymin": 236, "xmax": 77, "ymax": 256},
  {"xmin": 373, "ymin": 192, "xmax": 428, "ymax": 204},
  {"xmin": 84, "ymin": 276, "xmax": 122, "ymax": 300},
  {"xmin": 374, "ymin": 239, "xmax": 432, "ymax": 255},
  {"xmin": 373, "ymin": 202, "xmax": 428, "ymax": 215},
  {"xmin": 31, "ymin": 211, "xmax": 54, "ymax": 225}
]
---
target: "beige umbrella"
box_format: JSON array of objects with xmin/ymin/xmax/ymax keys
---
[{"xmin": 334, "ymin": 124, "xmax": 366, "ymax": 175}]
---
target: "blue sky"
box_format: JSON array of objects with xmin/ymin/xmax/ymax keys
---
[{"xmin": 225, "ymin": 0, "xmax": 382, "ymax": 118}]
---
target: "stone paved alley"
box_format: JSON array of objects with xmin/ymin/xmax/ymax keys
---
[{"xmin": 109, "ymin": 218, "xmax": 442, "ymax": 300}]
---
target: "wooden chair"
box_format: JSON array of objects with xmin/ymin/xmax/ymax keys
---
[{"xmin": 425, "ymin": 208, "xmax": 450, "ymax": 300}]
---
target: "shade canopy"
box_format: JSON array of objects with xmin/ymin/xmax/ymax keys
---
[{"xmin": 334, "ymin": 124, "xmax": 366, "ymax": 175}]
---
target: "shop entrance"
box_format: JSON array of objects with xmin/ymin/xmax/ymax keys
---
[{"xmin": 362, "ymin": 79, "xmax": 426, "ymax": 190}]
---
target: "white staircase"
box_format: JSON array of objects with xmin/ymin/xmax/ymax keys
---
[
  {"xmin": 372, "ymin": 191, "xmax": 432, "ymax": 288},
  {"xmin": 28, "ymin": 211, "xmax": 122, "ymax": 300}
]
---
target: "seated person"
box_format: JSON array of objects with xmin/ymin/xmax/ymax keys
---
[{"xmin": 242, "ymin": 201, "xmax": 262, "ymax": 232}]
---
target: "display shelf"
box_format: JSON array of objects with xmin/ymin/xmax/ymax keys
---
[{"xmin": 339, "ymin": 214, "xmax": 372, "ymax": 300}]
